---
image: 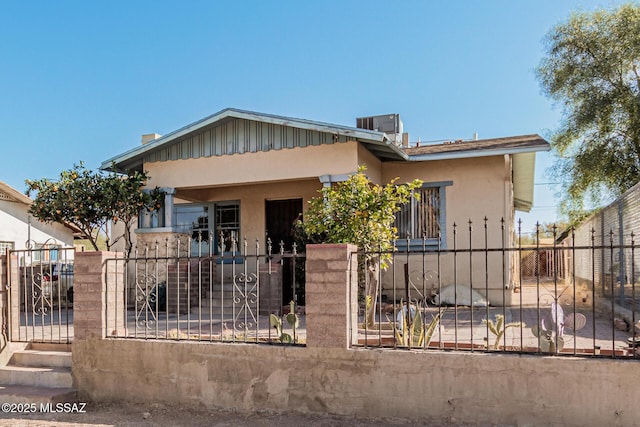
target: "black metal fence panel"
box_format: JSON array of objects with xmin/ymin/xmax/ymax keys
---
[
  {"xmin": 9, "ymin": 247, "xmax": 75, "ymax": 344},
  {"xmin": 106, "ymin": 237, "xmax": 306, "ymax": 345},
  {"xmin": 353, "ymin": 220, "xmax": 640, "ymax": 360}
]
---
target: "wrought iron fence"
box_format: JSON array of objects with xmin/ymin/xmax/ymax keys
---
[
  {"xmin": 353, "ymin": 220, "xmax": 640, "ymax": 359},
  {"xmin": 106, "ymin": 236, "xmax": 305, "ymax": 345},
  {"xmin": 9, "ymin": 246, "xmax": 75, "ymax": 344}
]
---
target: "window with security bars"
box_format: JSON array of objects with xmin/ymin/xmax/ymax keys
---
[
  {"xmin": 396, "ymin": 187, "xmax": 441, "ymax": 240},
  {"xmin": 394, "ymin": 182, "xmax": 449, "ymax": 249}
]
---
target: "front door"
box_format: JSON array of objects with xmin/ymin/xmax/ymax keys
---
[
  {"xmin": 265, "ymin": 199, "xmax": 303, "ymax": 306},
  {"xmin": 265, "ymin": 199, "xmax": 302, "ymax": 251}
]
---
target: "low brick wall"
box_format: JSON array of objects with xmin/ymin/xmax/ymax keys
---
[
  {"xmin": 70, "ymin": 245, "xmax": 640, "ymax": 426},
  {"xmin": 72, "ymin": 339, "xmax": 638, "ymax": 426}
]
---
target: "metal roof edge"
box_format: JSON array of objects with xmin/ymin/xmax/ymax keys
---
[
  {"xmin": 101, "ymin": 108, "xmax": 390, "ymax": 170},
  {"xmin": 406, "ymin": 143, "xmax": 550, "ymax": 162}
]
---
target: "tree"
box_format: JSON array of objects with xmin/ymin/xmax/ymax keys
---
[
  {"xmin": 26, "ymin": 163, "xmax": 163, "ymax": 255},
  {"xmin": 537, "ymin": 4, "xmax": 640, "ymax": 220},
  {"xmin": 300, "ymin": 166, "xmax": 422, "ymax": 326}
]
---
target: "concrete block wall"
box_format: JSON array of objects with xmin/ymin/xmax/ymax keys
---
[
  {"xmin": 305, "ymin": 244, "xmax": 357, "ymax": 348},
  {"xmin": 74, "ymin": 251, "xmax": 125, "ymax": 339},
  {"xmin": 71, "ymin": 245, "xmax": 640, "ymax": 426}
]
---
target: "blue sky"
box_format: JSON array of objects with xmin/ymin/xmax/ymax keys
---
[{"xmin": 0, "ymin": 0, "xmax": 629, "ymax": 234}]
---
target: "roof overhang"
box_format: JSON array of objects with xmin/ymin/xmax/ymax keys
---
[
  {"xmin": 404, "ymin": 135, "xmax": 550, "ymax": 162},
  {"xmin": 403, "ymin": 134, "xmax": 550, "ymax": 213},
  {"xmin": 101, "ymin": 108, "xmax": 407, "ymax": 172},
  {"xmin": 0, "ymin": 181, "xmax": 85, "ymax": 237},
  {"xmin": 0, "ymin": 181, "xmax": 32, "ymax": 205},
  {"xmin": 513, "ymin": 152, "xmax": 536, "ymax": 213}
]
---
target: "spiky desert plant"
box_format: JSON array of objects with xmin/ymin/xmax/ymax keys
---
[
  {"xmin": 392, "ymin": 300, "xmax": 445, "ymax": 348},
  {"xmin": 483, "ymin": 314, "xmax": 522, "ymax": 349}
]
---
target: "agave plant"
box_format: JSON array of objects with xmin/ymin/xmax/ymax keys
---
[{"xmin": 392, "ymin": 300, "xmax": 445, "ymax": 348}]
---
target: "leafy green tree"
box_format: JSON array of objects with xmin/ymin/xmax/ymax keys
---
[
  {"xmin": 26, "ymin": 163, "xmax": 163, "ymax": 255},
  {"xmin": 300, "ymin": 166, "xmax": 422, "ymax": 326},
  {"xmin": 537, "ymin": 3, "xmax": 640, "ymax": 220}
]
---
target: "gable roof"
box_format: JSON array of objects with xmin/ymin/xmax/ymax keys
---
[
  {"xmin": 101, "ymin": 108, "xmax": 408, "ymax": 172},
  {"xmin": 99, "ymin": 109, "xmax": 549, "ymax": 213},
  {"xmin": 0, "ymin": 181, "xmax": 32, "ymax": 205},
  {"xmin": 0, "ymin": 180, "xmax": 84, "ymax": 237}
]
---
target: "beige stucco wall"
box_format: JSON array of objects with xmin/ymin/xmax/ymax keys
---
[
  {"xmin": 381, "ymin": 156, "xmax": 515, "ymax": 304},
  {"xmin": 356, "ymin": 143, "xmax": 382, "ymax": 184},
  {"xmin": 140, "ymin": 144, "xmax": 521, "ymax": 305},
  {"xmin": 72, "ymin": 339, "xmax": 639, "ymax": 426},
  {"xmin": 172, "ymin": 179, "xmax": 322, "ymax": 251},
  {"xmin": 382, "ymin": 155, "xmax": 510, "ymax": 234},
  {"xmin": 145, "ymin": 141, "xmax": 360, "ymax": 189}
]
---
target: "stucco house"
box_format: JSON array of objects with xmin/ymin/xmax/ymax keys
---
[
  {"xmin": 0, "ymin": 181, "xmax": 78, "ymax": 264},
  {"xmin": 101, "ymin": 108, "xmax": 550, "ymax": 306}
]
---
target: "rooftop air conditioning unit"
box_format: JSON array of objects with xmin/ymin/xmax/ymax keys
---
[{"xmin": 356, "ymin": 114, "xmax": 403, "ymax": 146}]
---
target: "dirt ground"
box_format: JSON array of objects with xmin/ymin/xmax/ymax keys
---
[{"xmin": 0, "ymin": 401, "xmax": 475, "ymax": 427}]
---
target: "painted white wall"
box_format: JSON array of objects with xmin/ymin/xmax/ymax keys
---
[{"xmin": 0, "ymin": 199, "xmax": 74, "ymax": 251}]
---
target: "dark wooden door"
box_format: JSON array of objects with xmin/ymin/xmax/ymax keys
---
[{"xmin": 265, "ymin": 199, "xmax": 303, "ymax": 251}]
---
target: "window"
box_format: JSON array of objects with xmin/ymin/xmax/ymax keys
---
[
  {"xmin": 29, "ymin": 243, "xmax": 61, "ymax": 262},
  {"xmin": 174, "ymin": 202, "xmax": 240, "ymax": 255},
  {"xmin": 175, "ymin": 204, "xmax": 210, "ymax": 253},
  {"xmin": 215, "ymin": 202, "xmax": 240, "ymax": 253},
  {"xmin": 395, "ymin": 182, "xmax": 450, "ymax": 249},
  {"xmin": 0, "ymin": 241, "xmax": 14, "ymax": 256}
]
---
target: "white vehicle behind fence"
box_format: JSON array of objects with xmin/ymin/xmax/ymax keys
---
[{"xmin": 19, "ymin": 262, "xmax": 74, "ymax": 309}]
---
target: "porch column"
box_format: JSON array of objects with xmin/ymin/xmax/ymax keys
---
[
  {"xmin": 161, "ymin": 187, "xmax": 176, "ymax": 227},
  {"xmin": 73, "ymin": 251, "xmax": 126, "ymax": 340},
  {"xmin": 305, "ymin": 243, "xmax": 358, "ymax": 349}
]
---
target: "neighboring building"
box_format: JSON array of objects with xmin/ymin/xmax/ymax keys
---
[
  {"xmin": 0, "ymin": 181, "xmax": 78, "ymax": 264},
  {"xmin": 560, "ymin": 179, "xmax": 640, "ymax": 291},
  {"xmin": 101, "ymin": 108, "xmax": 550, "ymax": 305}
]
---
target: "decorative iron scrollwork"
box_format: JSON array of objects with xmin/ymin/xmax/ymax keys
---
[
  {"xmin": 232, "ymin": 273, "xmax": 258, "ymax": 331},
  {"xmin": 135, "ymin": 273, "xmax": 158, "ymax": 328},
  {"xmin": 31, "ymin": 272, "xmax": 52, "ymax": 315}
]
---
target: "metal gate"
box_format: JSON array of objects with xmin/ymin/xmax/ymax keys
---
[{"xmin": 8, "ymin": 247, "xmax": 75, "ymax": 343}]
